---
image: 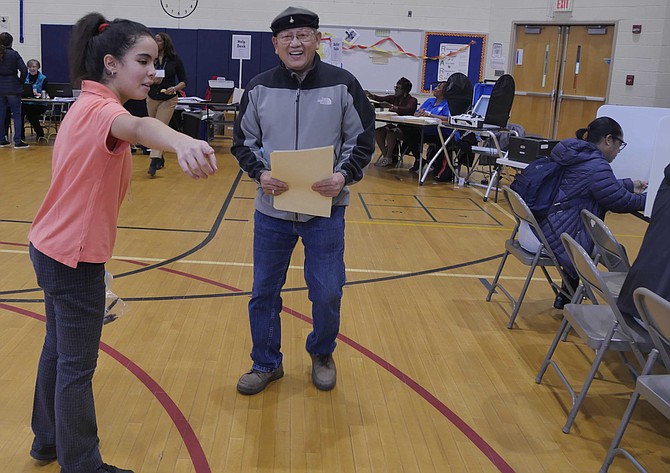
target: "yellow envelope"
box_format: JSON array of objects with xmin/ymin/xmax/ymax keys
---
[{"xmin": 270, "ymin": 146, "xmax": 334, "ymax": 217}]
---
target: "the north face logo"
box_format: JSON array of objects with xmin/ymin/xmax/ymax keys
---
[{"xmin": 317, "ymin": 97, "xmax": 332, "ymax": 105}]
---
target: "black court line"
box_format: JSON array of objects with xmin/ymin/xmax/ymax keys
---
[
  {"xmin": 358, "ymin": 192, "xmax": 374, "ymax": 220},
  {"xmin": 468, "ymin": 197, "xmax": 504, "ymax": 226},
  {"xmin": 1, "ymin": 175, "xmax": 505, "ymax": 302},
  {"xmin": 0, "ymin": 171, "xmax": 244, "ymax": 296},
  {"xmin": 112, "ymin": 171, "xmax": 244, "ymax": 279},
  {"xmin": 414, "ymin": 196, "xmax": 504, "ymax": 227},
  {"xmin": 360, "ymin": 192, "xmax": 505, "ymax": 226},
  {"xmin": 361, "ymin": 214, "xmax": 436, "ymax": 224},
  {"xmin": 0, "ymin": 219, "xmax": 33, "ymax": 224},
  {"xmin": 1, "ymin": 253, "xmax": 503, "ymax": 304},
  {"xmin": 1, "ymin": 219, "xmax": 211, "ymax": 234},
  {"xmin": 413, "ymin": 195, "xmax": 438, "ymax": 222}
]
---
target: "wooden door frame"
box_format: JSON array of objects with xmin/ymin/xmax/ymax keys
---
[{"xmin": 509, "ymin": 21, "xmax": 618, "ymax": 138}]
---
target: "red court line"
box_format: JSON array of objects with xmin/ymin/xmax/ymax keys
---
[
  {"xmin": 281, "ymin": 306, "xmax": 516, "ymax": 473},
  {"xmin": 0, "ymin": 241, "xmax": 29, "ymax": 247},
  {"xmin": 0, "ymin": 303, "xmax": 212, "ymax": 473},
  {"xmin": 149, "ymin": 262, "xmax": 516, "ymax": 473},
  {"xmin": 1, "ymin": 248, "xmax": 516, "ymax": 472}
]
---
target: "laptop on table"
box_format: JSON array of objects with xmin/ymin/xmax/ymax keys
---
[
  {"xmin": 46, "ymin": 83, "xmax": 74, "ymax": 98},
  {"xmin": 22, "ymin": 83, "xmax": 37, "ymax": 98}
]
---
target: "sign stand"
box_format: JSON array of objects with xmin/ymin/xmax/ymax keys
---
[{"xmin": 232, "ymin": 34, "xmax": 252, "ymax": 87}]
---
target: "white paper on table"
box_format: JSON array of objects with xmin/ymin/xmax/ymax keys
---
[
  {"xmin": 391, "ymin": 115, "xmax": 441, "ymax": 125},
  {"xmin": 270, "ymin": 146, "xmax": 334, "ymax": 217}
]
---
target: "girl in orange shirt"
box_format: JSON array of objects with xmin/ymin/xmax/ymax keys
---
[{"xmin": 28, "ymin": 12, "xmax": 216, "ymax": 473}]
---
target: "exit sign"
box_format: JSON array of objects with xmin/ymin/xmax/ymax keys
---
[{"xmin": 554, "ymin": 0, "xmax": 573, "ymax": 12}]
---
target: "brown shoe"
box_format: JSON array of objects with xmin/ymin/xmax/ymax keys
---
[
  {"xmin": 237, "ymin": 364, "xmax": 284, "ymax": 395},
  {"xmin": 311, "ymin": 354, "xmax": 336, "ymax": 391}
]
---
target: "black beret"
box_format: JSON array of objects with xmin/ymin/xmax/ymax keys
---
[{"xmin": 270, "ymin": 6, "xmax": 319, "ymax": 35}]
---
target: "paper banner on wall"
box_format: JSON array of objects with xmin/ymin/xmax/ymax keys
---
[{"xmin": 437, "ymin": 43, "xmax": 470, "ymax": 81}]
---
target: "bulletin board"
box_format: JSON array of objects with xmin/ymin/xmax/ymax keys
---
[
  {"xmin": 319, "ymin": 25, "xmax": 424, "ymax": 93},
  {"xmin": 422, "ymin": 32, "xmax": 487, "ymax": 93}
]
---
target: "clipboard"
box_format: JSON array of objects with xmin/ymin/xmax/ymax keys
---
[{"xmin": 270, "ymin": 146, "xmax": 334, "ymax": 217}]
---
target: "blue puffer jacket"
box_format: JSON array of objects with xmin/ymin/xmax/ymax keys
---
[{"xmin": 539, "ymin": 138, "xmax": 646, "ymax": 277}]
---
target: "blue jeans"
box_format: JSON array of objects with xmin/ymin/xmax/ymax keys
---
[
  {"xmin": 249, "ymin": 207, "xmax": 346, "ymax": 372},
  {"xmin": 29, "ymin": 244, "xmax": 106, "ymax": 473},
  {"xmin": 0, "ymin": 94, "xmax": 23, "ymax": 145}
]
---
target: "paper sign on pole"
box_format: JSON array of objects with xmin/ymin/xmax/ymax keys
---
[{"xmin": 232, "ymin": 34, "xmax": 252, "ymax": 60}]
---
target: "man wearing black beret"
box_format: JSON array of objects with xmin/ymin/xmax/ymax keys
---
[{"xmin": 232, "ymin": 6, "xmax": 375, "ymax": 394}]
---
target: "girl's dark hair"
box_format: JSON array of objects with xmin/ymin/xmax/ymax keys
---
[
  {"xmin": 69, "ymin": 12, "xmax": 153, "ymax": 85},
  {"xmin": 576, "ymin": 116, "xmax": 623, "ymax": 143},
  {"xmin": 0, "ymin": 32, "xmax": 13, "ymax": 61},
  {"xmin": 397, "ymin": 77, "xmax": 412, "ymax": 94},
  {"xmin": 156, "ymin": 32, "xmax": 177, "ymax": 58}
]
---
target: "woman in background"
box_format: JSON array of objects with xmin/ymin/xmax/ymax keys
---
[
  {"xmin": 535, "ymin": 117, "xmax": 647, "ymax": 309},
  {"xmin": 28, "ymin": 13, "xmax": 216, "ymax": 473},
  {"xmin": 22, "ymin": 58, "xmax": 48, "ymax": 141},
  {"xmin": 146, "ymin": 32, "xmax": 187, "ymax": 176},
  {"xmin": 0, "ymin": 32, "xmax": 28, "ymax": 148},
  {"xmin": 403, "ymin": 80, "xmax": 451, "ymax": 173},
  {"xmin": 365, "ymin": 77, "xmax": 417, "ymax": 167}
]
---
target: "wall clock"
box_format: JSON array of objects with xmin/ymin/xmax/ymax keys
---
[{"xmin": 160, "ymin": 0, "xmax": 198, "ymax": 19}]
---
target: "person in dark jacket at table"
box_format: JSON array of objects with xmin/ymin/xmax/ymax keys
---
[
  {"xmin": 617, "ymin": 163, "xmax": 670, "ymax": 321},
  {"xmin": 365, "ymin": 77, "xmax": 417, "ymax": 167},
  {"xmin": 0, "ymin": 32, "xmax": 28, "ymax": 148},
  {"xmin": 537, "ymin": 116, "xmax": 647, "ymax": 309}
]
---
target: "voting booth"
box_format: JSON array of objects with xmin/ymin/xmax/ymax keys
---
[
  {"xmin": 209, "ymin": 78, "xmax": 235, "ymax": 103},
  {"xmin": 597, "ymin": 105, "xmax": 670, "ymax": 216}
]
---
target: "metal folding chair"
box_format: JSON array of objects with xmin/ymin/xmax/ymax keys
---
[
  {"xmin": 536, "ymin": 234, "xmax": 653, "ymax": 433},
  {"xmin": 580, "ymin": 209, "xmax": 631, "ymax": 273},
  {"xmin": 578, "ymin": 209, "xmax": 630, "ymax": 301},
  {"xmin": 486, "ymin": 186, "xmax": 573, "ymax": 328},
  {"xmin": 600, "ymin": 287, "xmax": 670, "ymax": 472}
]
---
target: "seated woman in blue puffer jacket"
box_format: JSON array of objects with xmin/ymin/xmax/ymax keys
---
[{"xmin": 538, "ymin": 116, "xmax": 647, "ymax": 309}]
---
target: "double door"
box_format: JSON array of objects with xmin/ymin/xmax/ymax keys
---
[{"xmin": 510, "ymin": 24, "xmax": 614, "ymax": 140}]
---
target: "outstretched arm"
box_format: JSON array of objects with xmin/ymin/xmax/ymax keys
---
[{"xmin": 111, "ymin": 114, "xmax": 217, "ymax": 179}]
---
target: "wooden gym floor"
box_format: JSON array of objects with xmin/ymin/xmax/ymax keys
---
[{"xmin": 0, "ymin": 140, "xmax": 668, "ymax": 472}]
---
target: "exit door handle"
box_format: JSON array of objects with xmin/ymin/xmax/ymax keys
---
[
  {"xmin": 515, "ymin": 91, "xmax": 554, "ymax": 98},
  {"xmin": 559, "ymin": 93, "xmax": 606, "ymax": 101}
]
